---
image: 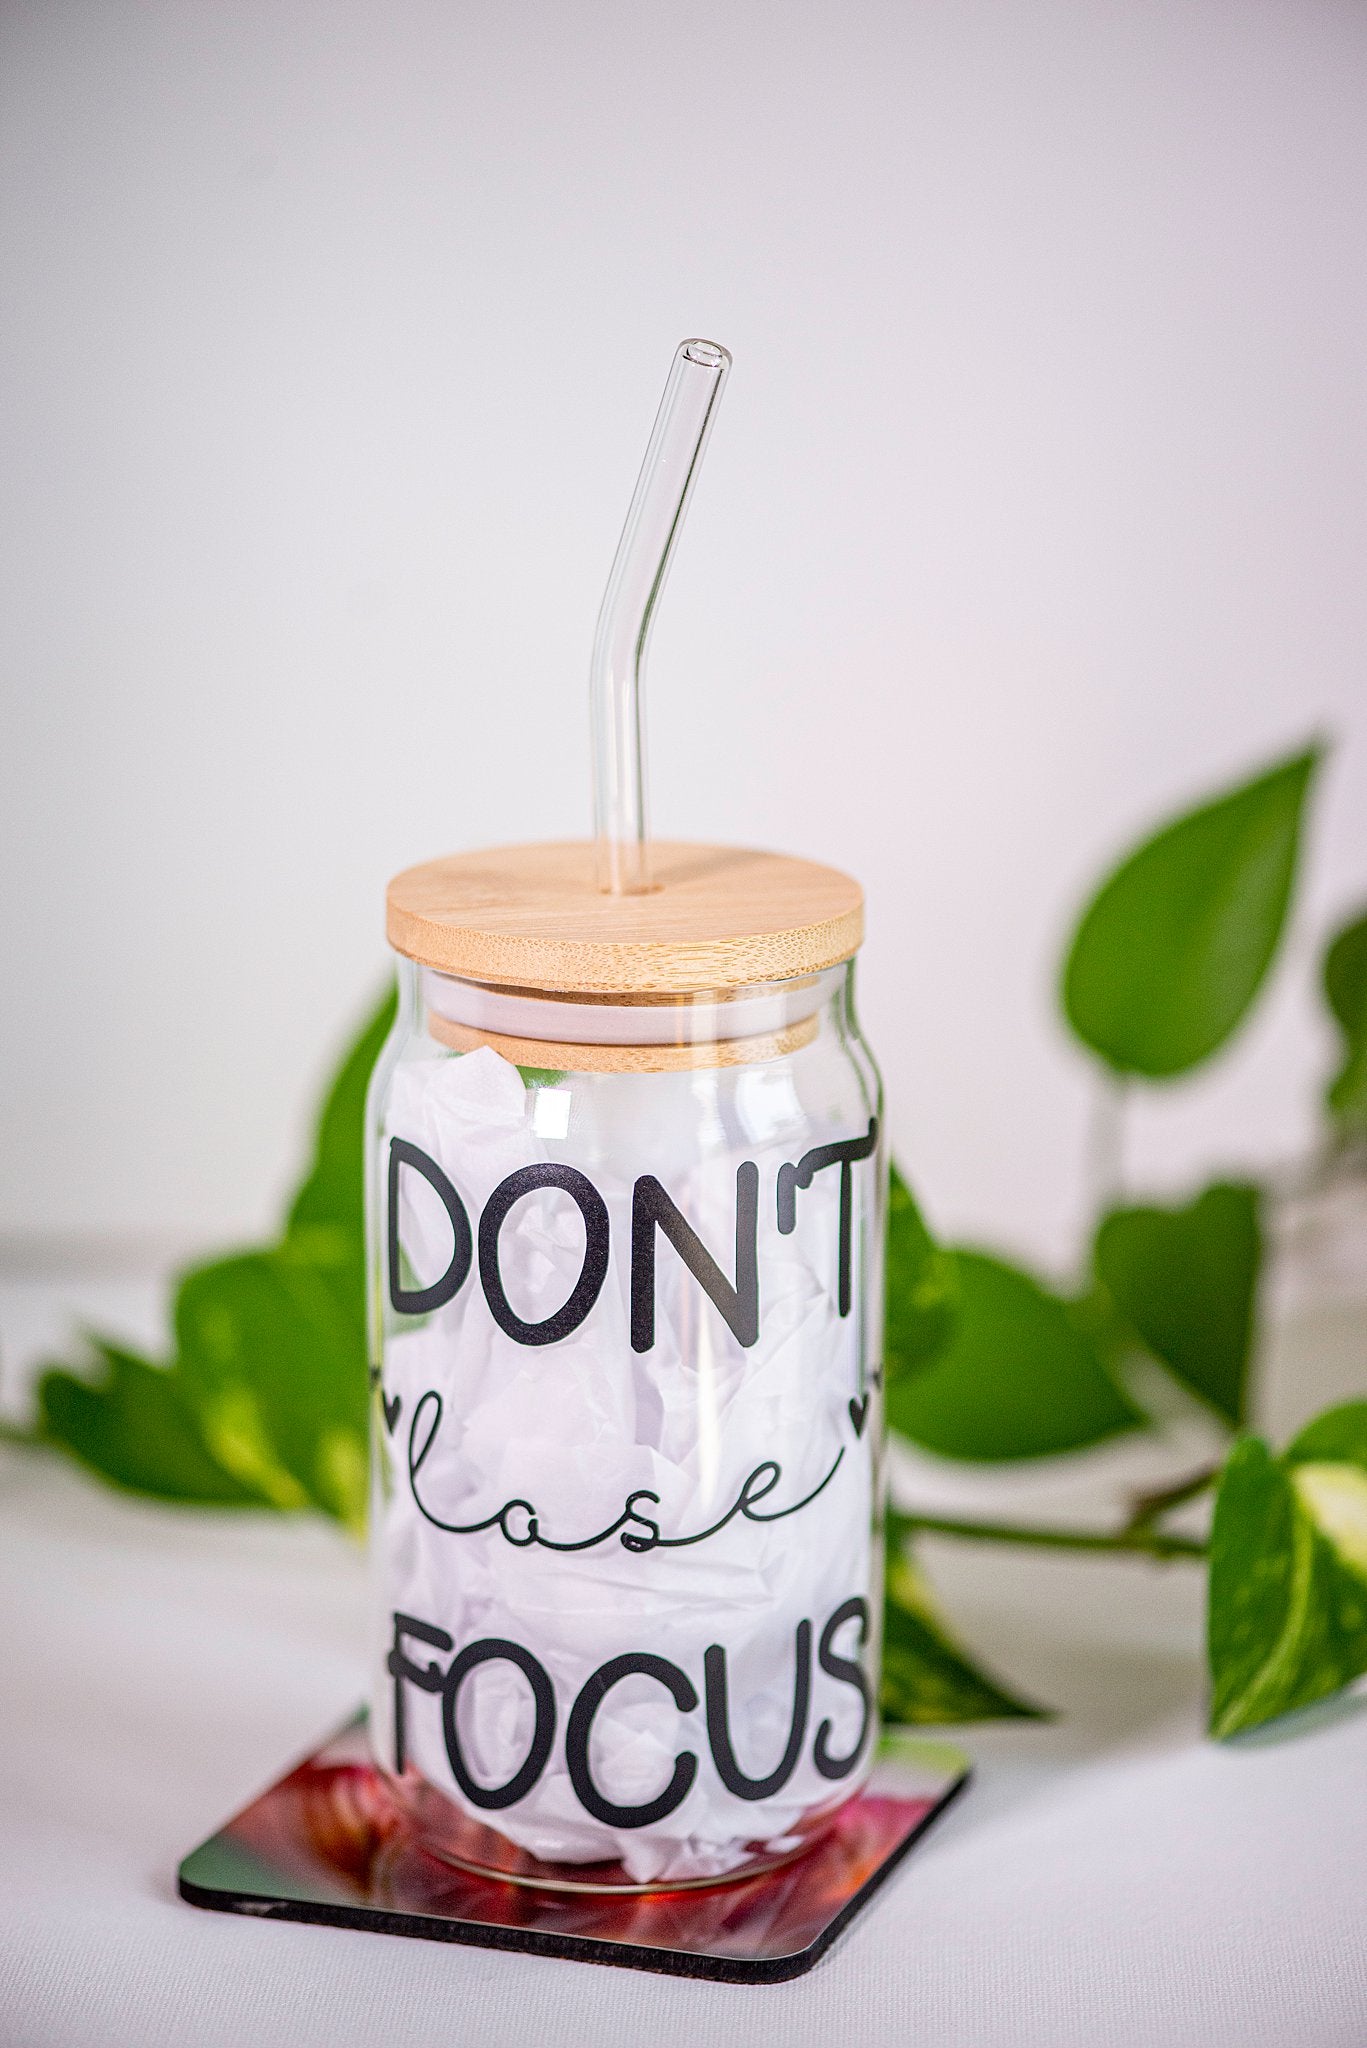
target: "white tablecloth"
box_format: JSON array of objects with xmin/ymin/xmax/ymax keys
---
[{"xmin": 2, "ymin": 1270, "xmax": 1364, "ymax": 2047}]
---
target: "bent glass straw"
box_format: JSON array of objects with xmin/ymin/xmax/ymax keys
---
[{"xmin": 590, "ymin": 338, "xmax": 731, "ymax": 895}]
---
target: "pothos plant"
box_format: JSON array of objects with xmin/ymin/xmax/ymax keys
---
[{"xmin": 12, "ymin": 744, "xmax": 1367, "ymax": 1742}]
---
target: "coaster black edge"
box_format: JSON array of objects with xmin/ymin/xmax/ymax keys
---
[{"xmin": 178, "ymin": 1763, "xmax": 970, "ymax": 1985}]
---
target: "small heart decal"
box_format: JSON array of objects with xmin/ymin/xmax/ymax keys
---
[
  {"xmin": 848, "ymin": 1394, "xmax": 869, "ymax": 1439},
  {"xmin": 382, "ymin": 1389, "xmax": 402, "ymax": 1435}
]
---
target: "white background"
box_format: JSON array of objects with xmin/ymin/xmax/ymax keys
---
[{"xmin": 3, "ymin": 0, "xmax": 1366, "ymax": 1271}]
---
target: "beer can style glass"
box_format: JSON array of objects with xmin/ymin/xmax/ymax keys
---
[{"xmin": 367, "ymin": 839, "xmax": 886, "ymax": 1891}]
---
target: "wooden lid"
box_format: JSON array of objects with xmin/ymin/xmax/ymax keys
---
[{"xmin": 385, "ymin": 840, "xmax": 864, "ymax": 994}]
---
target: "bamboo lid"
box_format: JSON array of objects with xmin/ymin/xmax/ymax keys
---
[{"xmin": 385, "ymin": 840, "xmax": 864, "ymax": 994}]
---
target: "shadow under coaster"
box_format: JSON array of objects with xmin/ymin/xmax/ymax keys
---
[{"xmin": 179, "ymin": 1712, "xmax": 970, "ymax": 1984}]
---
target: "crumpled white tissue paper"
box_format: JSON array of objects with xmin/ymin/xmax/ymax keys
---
[{"xmin": 373, "ymin": 1045, "xmax": 878, "ymax": 1883}]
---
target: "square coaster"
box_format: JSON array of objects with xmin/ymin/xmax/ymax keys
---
[{"xmin": 179, "ymin": 1713, "xmax": 968, "ymax": 1984}]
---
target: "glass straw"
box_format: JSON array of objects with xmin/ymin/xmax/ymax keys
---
[{"xmin": 590, "ymin": 338, "xmax": 732, "ymax": 895}]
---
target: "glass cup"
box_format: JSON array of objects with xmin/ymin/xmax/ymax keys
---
[{"xmin": 367, "ymin": 851, "xmax": 885, "ymax": 1891}]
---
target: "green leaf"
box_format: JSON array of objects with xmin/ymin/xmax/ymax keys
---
[
  {"xmin": 30, "ymin": 986, "xmax": 395, "ymax": 1526},
  {"xmin": 169, "ymin": 989, "xmax": 392, "ymax": 1532},
  {"xmin": 1286, "ymin": 1400, "xmax": 1367, "ymax": 1471},
  {"xmin": 883, "ymin": 1165, "xmax": 957, "ymax": 1383},
  {"xmin": 1324, "ymin": 912, "xmax": 1367, "ymax": 1040},
  {"xmin": 36, "ymin": 1342, "xmax": 271, "ymax": 1507},
  {"xmin": 886, "ymin": 1249, "xmax": 1142, "ymax": 1461},
  {"xmin": 1327, "ymin": 1039, "xmax": 1367, "ymax": 1133},
  {"xmin": 287, "ymin": 983, "xmax": 397, "ymax": 1242},
  {"xmin": 1322, "ymin": 909, "xmax": 1367, "ymax": 1133},
  {"xmin": 1062, "ymin": 745, "xmax": 1320, "ymax": 1078},
  {"xmin": 1207, "ymin": 1434, "xmax": 1367, "ymax": 1738},
  {"xmin": 1094, "ymin": 1182, "xmax": 1261, "ymax": 1425},
  {"xmin": 881, "ymin": 1519, "xmax": 1045, "ymax": 1723},
  {"xmin": 1285, "ymin": 1403, "xmax": 1367, "ymax": 1581},
  {"xmin": 173, "ymin": 1243, "xmax": 368, "ymax": 1532}
]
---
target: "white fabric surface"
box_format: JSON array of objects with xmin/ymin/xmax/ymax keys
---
[{"xmin": 2, "ymin": 1274, "xmax": 1365, "ymax": 2047}]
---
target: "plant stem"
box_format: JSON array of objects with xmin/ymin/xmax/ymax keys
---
[
  {"xmin": 896, "ymin": 1509, "xmax": 1207, "ymax": 1562},
  {"xmin": 1086, "ymin": 1069, "xmax": 1129, "ymax": 1215},
  {"xmin": 1124, "ymin": 1461, "xmax": 1221, "ymax": 1533}
]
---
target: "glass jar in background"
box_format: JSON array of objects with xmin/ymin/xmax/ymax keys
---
[{"xmin": 367, "ymin": 841, "xmax": 885, "ymax": 1891}]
